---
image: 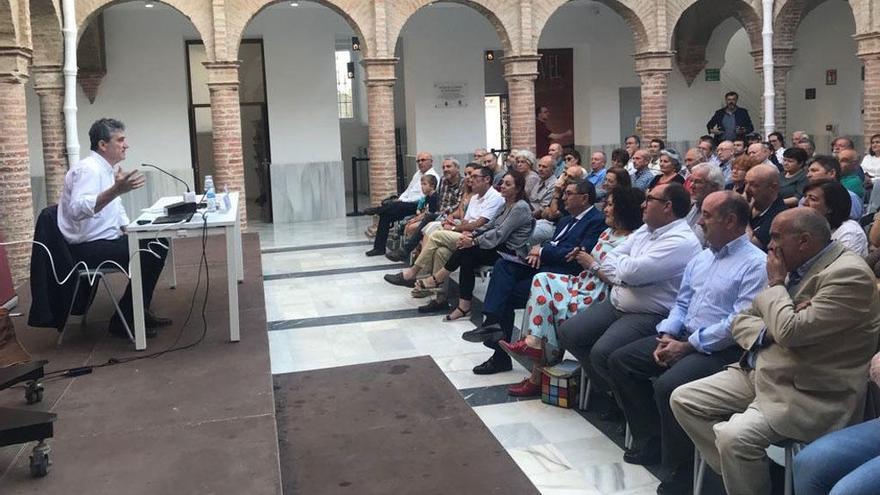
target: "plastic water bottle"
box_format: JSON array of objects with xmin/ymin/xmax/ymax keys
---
[{"xmin": 204, "ymin": 175, "xmax": 217, "ymax": 212}]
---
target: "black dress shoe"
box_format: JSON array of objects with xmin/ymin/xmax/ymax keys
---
[
  {"xmin": 385, "ymin": 250, "xmax": 407, "ymax": 262},
  {"xmin": 365, "ymin": 248, "xmax": 385, "ymax": 257},
  {"xmin": 383, "ymin": 272, "xmax": 415, "ymax": 287},
  {"xmin": 145, "ymin": 310, "xmax": 173, "ymax": 328},
  {"xmin": 108, "ymin": 316, "xmax": 157, "ymax": 339},
  {"xmin": 418, "ymin": 299, "xmax": 450, "ymax": 313},
  {"xmin": 623, "ymin": 439, "xmax": 661, "ymax": 466},
  {"xmin": 472, "ymin": 355, "xmax": 512, "ymax": 375},
  {"xmin": 656, "ymin": 464, "xmax": 694, "ymax": 495},
  {"xmin": 461, "ymin": 323, "xmax": 504, "ymax": 343}
]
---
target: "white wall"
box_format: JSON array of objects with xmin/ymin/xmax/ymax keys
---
[
  {"xmin": 539, "ymin": 1, "xmax": 640, "ymax": 148},
  {"xmin": 667, "ymin": 19, "xmax": 762, "ymax": 143},
  {"xmin": 398, "ymin": 4, "xmax": 503, "ymax": 156},
  {"xmin": 786, "ymin": 0, "xmax": 861, "ymax": 150}
]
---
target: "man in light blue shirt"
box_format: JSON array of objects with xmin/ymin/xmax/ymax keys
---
[
  {"xmin": 586, "ymin": 151, "xmax": 608, "ymax": 199},
  {"xmin": 605, "ymin": 191, "xmax": 767, "ymax": 494}
]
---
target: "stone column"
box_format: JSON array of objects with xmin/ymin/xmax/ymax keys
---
[
  {"xmin": 752, "ymin": 47, "xmax": 795, "ymax": 137},
  {"xmin": 0, "ymin": 47, "xmax": 36, "ymax": 287},
  {"xmin": 32, "ymin": 65, "xmax": 67, "ymax": 205},
  {"xmin": 362, "ymin": 57, "xmax": 398, "ymax": 207},
  {"xmin": 857, "ymin": 34, "xmax": 880, "ymax": 146},
  {"xmin": 634, "ymin": 52, "xmax": 674, "ymax": 142},
  {"xmin": 204, "ymin": 60, "xmax": 247, "ymax": 228},
  {"xmin": 502, "ymin": 55, "xmax": 541, "ymax": 154}
]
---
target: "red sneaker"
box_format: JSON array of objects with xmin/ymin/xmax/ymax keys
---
[
  {"xmin": 508, "ymin": 379, "xmax": 541, "ymax": 397},
  {"xmin": 499, "ymin": 339, "xmax": 544, "ymax": 362}
]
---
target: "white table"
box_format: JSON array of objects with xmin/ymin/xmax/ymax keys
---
[{"xmin": 126, "ymin": 193, "xmax": 243, "ymax": 350}]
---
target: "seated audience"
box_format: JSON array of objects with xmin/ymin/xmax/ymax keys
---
[
  {"xmin": 462, "ymin": 180, "xmax": 607, "ymax": 375},
  {"xmin": 530, "ymin": 164, "xmax": 585, "ymax": 244},
  {"xmin": 513, "ymin": 151, "xmax": 541, "ymax": 193},
  {"xmin": 624, "ymin": 135, "xmax": 641, "ymax": 173},
  {"xmin": 365, "ymin": 151, "xmax": 440, "ymax": 256},
  {"xmin": 648, "ymin": 138, "xmax": 665, "ymax": 174},
  {"xmin": 396, "ymin": 172, "xmax": 534, "ymax": 322},
  {"xmin": 838, "ymin": 148, "xmax": 865, "ymax": 198},
  {"xmin": 726, "ymin": 154, "xmax": 760, "ymax": 195},
  {"xmin": 498, "ymin": 187, "xmax": 644, "ymax": 394},
  {"xmin": 681, "ymin": 148, "xmax": 704, "ymax": 191},
  {"xmin": 861, "ymin": 133, "xmax": 880, "ymax": 180},
  {"xmin": 779, "ymin": 147, "xmax": 810, "ymax": 207},
  {"xmin": 804, "ymin": 155, "xmax": 864, "ymax": 220},
  {"xmin": 685, "ymin": 163, "xmax": 725, "ymax": 245},
  {"xmin": 600, "ymin": 167, "xmax": 632, "ymax": 200},
  {"xmin": 610, "ymin": 148, "xmax": 630, "ymax": 170},
  {"xmin": 548, "ymin": 143, "xmax": 566, "ymax": 177},
  {"xmin": 832, "ymin": 136, "xmax": 856, "ymax": 156},
  {"xmin": 473, "ymin": 148, "xmax": 487, "ymax": 162},
  {"xmin": 768, "ymin": 131, "xmax": 786, "ymax": 164},
  {"xmin": 802, "ymin": 179, "xmax": 868, "ymax": 256},
  {"xmin": 732, "ymin": 137, "xmax": 746, "ymax": 158},
  {"xmin": 484, "ymin": 152, "xmax": 505, "ymax": 186},
  {"xmin": 556, "ymin": 183, "xmax": 702, "ymax": 415},
  {"xmin": 400, "ymin": 174, "xmax": 439, "ymax": 241},
  {"xmin": 607, "ymin": 191, "xmax": 767, "ymax": 494},
  {"xmin": 698, "ymin": 136, "xmax": 719, "ymax": 166},
  {"xmin": 793, "ymin": 351, "xmax": 880, "ymax": 495},
  {"xmin": 563, "ymin": 149, "xmax": 583, "ymax": 172},
  {"xmin": 715, "ymin": 140, "xmax": 735, "ymax": 186},
  {"xmin": 648, "ymin": 149, "xmax": 686, "ymax": 189},
  {"xmin": 671, "ymin": 208, "xmax": 880, "ymax": 495},
  {"xmin": 630, "ymin": 150, "xmax": 656, "ymax": 191},
  {"xmin": 797, "ymin": 136, "xmax": 817, "ymax": 157},
  {"xmin": 587, "ymin": 152, "xmax": 608, "ymax": 199},
  {"xmin": 527, "ymin": 156, "xmax": 557, "ymax": 223},
  {"xmin": 746, "ymin": 164, "xmax": 786, "ymax": 251},
  {"xmin": 747, "ymin": 142, "xmax": 775, "ymax": 169}
]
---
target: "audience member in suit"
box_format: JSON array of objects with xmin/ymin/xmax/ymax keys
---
[
  {"xmin": 498, "ymin": 186, "xmax": 646, "ymax": 396},
  {"xmin": 606, "ymin": 191, "xmax": 767, "ymax": 494},
  {"xmin": 556, "ymin": 183, "xmax": 702, "ymax": 416},
  {"xmin": 671, "ymin": 208, "xmax": 880, "ymax": 495},
  {"xmin": 460, "ymin": 179, "xmax": 607, "ymax": 375},
  {"xmin": 793, "ymin": 351, "xmax": 880, "ymax": 495}
]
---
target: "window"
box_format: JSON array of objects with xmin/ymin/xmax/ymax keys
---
[{"xmin": 335, "ymin": 49, "xmax": 354, "ymax": 119}]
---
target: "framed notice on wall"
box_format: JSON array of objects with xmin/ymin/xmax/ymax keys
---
[
  {"xmin": 826, "ymin": 69, "xmax": 837, "ymax": 85},
  {"xmin": 705, "ymin": 69, "xmax": 721, "ymax": 82},
  {"xmin": 434, "ymin": 82, "xmax": 468, "ymax": 108}
]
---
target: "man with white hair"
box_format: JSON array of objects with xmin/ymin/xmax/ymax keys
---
[
  {"xmin": 747, "ymin": 142, "xmax": 775, "ymax": 169},
  {"xmin": 686, "ymin": 163, "xmax": 726, "ymax": 245}
]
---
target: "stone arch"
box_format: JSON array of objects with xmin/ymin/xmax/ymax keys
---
[
  {"xmin": 387, "ymin": 1, "xmax": 515, "ymax": 55},
  {"xmin": 75, "ymin": 0, "xmax": 213, "ymax": 57},
  {"xmin": 774, "ymin": 0, "xmax": 854, "ymax": 48},
  {"xmin": 534, "ymin": 0, "xmax": 650, "ymax": 54},
  {"xmin": 30, "ymin": 0, "xmax": 63, "ymax": 66},
  {"xmin": 668, "ymin": 0, "xmax": 763, "ymax": 85},
  {"xmin": 0, "ymin": 1, "xmax": 16, "ymax": 46},
  {"xmin": 226, "ymin": 0, "xmax": 373, "ymax": 61}
]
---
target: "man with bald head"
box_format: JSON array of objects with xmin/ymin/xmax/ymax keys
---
[
  {"xmin": 745, "ymin": 164, "xmax": 786, "ymax": 251},
  {"xmin": 608, "ymin": 191, "xmax": 766, "ymax": 493},
  {"xmin": 716, "ymin": 140, "xmax": 735, "ymax": 186},
  {"xmin": 671, "ymin": 207, "xmax": 880, "ymax": 495},
  {"xmin": 630, "ymin": 149, "xmax": 656, "ymax": 191},
  {"xmin": 747, "ymin": 142, "xmax": 774, "ymax": 169},
  {"xmin": 837, "ymin": 149, "xmax": 865, "ymax": 198}
]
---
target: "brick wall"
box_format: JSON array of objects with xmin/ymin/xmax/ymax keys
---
[{"xmin": 205, "ymin": 61, "xmax": 247, "ymax": 229}]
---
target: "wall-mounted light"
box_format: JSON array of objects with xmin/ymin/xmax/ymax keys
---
[
  {"xmin": 347, "ymin": 62, "xmax": 355, "ymax": 79},
  {"xmin": 351, "ymin": 37, "xmax": 361, "ymax": 52},
  {"xmin": 289, "ymin": 1, "xmax": 299, "ymax": 6},
  {"xmin": 144, "ymin": 0, "xmax": 155, "ymax": 7},
  {"xmin": 485, "ymin": 50, "xmax": 495, "ymax": 62}
]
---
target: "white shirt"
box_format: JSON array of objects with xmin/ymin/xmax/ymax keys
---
[
  {"xmin": 58, "ymin": 154, "xmax": 130, "ymax": 244},
  {"xmin": 775, "ymin": 147, "xmax": 786, "ymax": 163},
  {"xmin": 398, "ymin": 167, "xmax": 440, "ymax": 203},
  {"xmin": 602, "ymin": 218, "xmax": 703, "ymax": 315},
  {"xmin": 464, "ymin": 186, "xmax": 505, "ymax": 222},
  {"xmin": 832, "ymin": 220, "xmax": 868, "ymax": 257},
  {"xmin": 861, "ymin": 154, "xmax": 880, "ymax": 178}
]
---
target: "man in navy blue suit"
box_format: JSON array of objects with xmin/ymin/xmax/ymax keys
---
[
  {"xmin": 464, "ymin": 179, "xmax": 607, "ymax": 375},
  {"xmin": 707, "ymin": 91, "xmax": 753, "ymax": 145}
]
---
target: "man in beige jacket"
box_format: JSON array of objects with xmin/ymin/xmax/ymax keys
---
[{"xmin": 670, "ymin": 208, "xmax": 880, "ymax": 495}]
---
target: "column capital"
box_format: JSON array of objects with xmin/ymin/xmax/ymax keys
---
[
  {"xmin": 855, "ymin": 33, "xmax": 880, "ymax": 59},
  {"xmin": 633, "ymin": 51, "xmax": 674, "ymax": 75},
  {"xmin": 203, "ymin": 60, "xmax": 240, "ymax": 88},
  {"xmin": 0, "ymin": 46, "xmax": 33, "ymax": 83},
  {"xmin": 361, "ymin": 57, "xmax": 398, "ymax": 86},
  {"xmin": 31, "ymin": 64, "xmax": 65, "ymax": 93},
  {"xmin": 501, "ymin": 54, "xmax": 541, "ymax": 80}
]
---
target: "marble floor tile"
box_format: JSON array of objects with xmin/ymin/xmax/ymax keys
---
[{"xmin": 261, "ymin": 244, "xmax": 396, "ymax": 275}]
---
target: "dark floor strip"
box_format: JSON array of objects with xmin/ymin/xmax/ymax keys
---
[
  {"xmin": 261, "ymin": 240, "xmax": 371, "ymax": 254},
  {"xmin": 268, "ymin": 308, "xmax": 435, "ymax": 331},
  {"xmin": 263, "ymin": 263, "xmax": 407, "ymax": 281},
  {"xmin": 459, "ymin": 383, "xmax": 541, "ymax": 407}
]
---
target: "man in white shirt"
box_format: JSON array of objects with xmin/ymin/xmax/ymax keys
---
[
  {"xmin": 557, "ymin": 182, "xmax": 702, "ymax": 415},
  {"xmin": 58, "ymin": 118, "xmax": 170, "ymax": 337},
  {"xmin": 365, "ymin": 151, "xmax": 440, "ymax": 256}
]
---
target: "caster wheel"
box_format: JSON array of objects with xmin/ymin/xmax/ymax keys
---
[
  {"xmin": 25, "ymin": 382, "xmax": 44, "ymax": 405},
  {"xmin": 29, "ymin": 453, "xmax": 49, "ymax": 478}
]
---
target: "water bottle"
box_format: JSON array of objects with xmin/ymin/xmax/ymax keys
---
[{"xmin": 204, "ymin": 175, "xmax": 217, "ymax": 212}]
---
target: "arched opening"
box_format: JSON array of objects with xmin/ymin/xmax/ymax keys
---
[
  {"xmin": 229, "ymin": 0, "xmax": 370, "ymax": 223},
  {"xmin": 536, "ymin": 0, "xmax": 646, "ymax": 157},
  {"xmin": 782, "ymin": 0, "xmax": 860, "ymax": 151},
  {"xmin": 392, "ymin": 2, "xmax": 510, "ymax": 188},
  {"xmin": 23, "ymin": 1, "xmax": 207, "ymax": 216},
  {"xmin": 666, "ymin": 0, "xmax": 762, "ymax": 148}
]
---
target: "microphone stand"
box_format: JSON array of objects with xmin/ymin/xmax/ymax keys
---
[{"xmin": 142, "ymin": 163, "xmax": 195, "ymax": 203}]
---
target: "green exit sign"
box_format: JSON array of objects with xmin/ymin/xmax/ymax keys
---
[{"xmin": 705, "ymin": 69, "xmax": 720, "ymax": 82}]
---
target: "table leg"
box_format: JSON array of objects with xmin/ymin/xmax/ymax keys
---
[
  {"xmin": 226, "ymin": 226, "xmax": 240, "ymax": 342},
  {"xmin": 167, "ymin": 237, "xmax": 177, "ymax": 289},
  {"xmin": 235, "ymin": 213, "xmax": 244, "ymax": 282},
  {"xmin": 128, "ymin": 234, "xmax": 147, "ymax": 351}
]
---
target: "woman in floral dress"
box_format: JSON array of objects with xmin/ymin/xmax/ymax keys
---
[{"xmin": 500, "ymin": 186, "xmax": 645, "ymax": 395}]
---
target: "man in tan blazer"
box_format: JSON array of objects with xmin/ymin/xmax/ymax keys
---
[{"xmin": 670, "ymin": 208, "xmax": 880, "ymax": 495}]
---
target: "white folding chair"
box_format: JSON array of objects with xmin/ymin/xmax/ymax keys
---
[{"xmin": 58, "ymin": 267, "xmax": 133, "ymax": 346}]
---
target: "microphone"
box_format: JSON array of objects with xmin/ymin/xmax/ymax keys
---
[{"xmin": 142, "ymin": 163, "xmax": 196, "ymax": 204}]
